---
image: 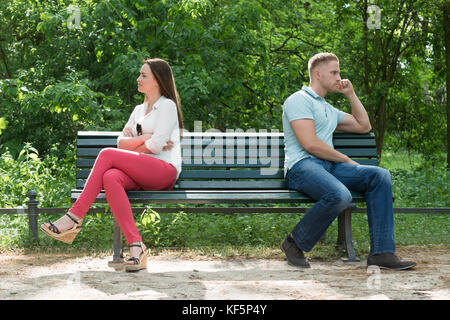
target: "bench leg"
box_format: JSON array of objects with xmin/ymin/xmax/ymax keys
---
[
  {"xmin": 337, "ymin": 205, "xmax": 360, "ymax": 262},
  {"xmin": 113, "ymin": 218, "xmax": 123, "ymax": 262},
  {"xmin": 108, "ymin": 217, "xmax": 123, "ymax": 268}
]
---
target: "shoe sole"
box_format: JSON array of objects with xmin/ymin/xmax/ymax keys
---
[
  {"xmin": 368, "ymin": 263, "xmax": 416, "ymax": 270},
  {"xmin": 40, "ymin": 224, "xmax": 80, "ymax": 244}
]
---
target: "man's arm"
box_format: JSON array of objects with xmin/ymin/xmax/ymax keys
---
[
  {"xmin": 335, "ymin": 80, "xmax": 372, "ymax": 133},
  {"xmin": 290, "ymin": 119, "xmax": 359, "ymax": 165}
]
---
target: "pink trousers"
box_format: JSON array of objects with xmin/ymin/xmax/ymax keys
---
[{"xmin": 69, "ymin": 148, "xmax": 177, "ymax": 244}]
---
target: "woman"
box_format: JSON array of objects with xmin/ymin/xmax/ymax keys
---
[{"xmin": 40, "ymin": 58, "xmax": 183, "ymax": 272}]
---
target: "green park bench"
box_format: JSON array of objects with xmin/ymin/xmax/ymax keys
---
[{"xmin": 72, "ymin": 130, "xmax": 378, "ymax": 265}]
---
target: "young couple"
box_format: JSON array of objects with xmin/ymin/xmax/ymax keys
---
[{"xmin": 41, "ymin": 54, "xmax": 416, "ymax": 272}]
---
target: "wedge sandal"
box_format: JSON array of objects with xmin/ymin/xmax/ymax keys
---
[
  {"xmin": 40, "ymin": 213, "xmax": 82, "ymax": 244},
  {"xmin": 123, "ymin": 242, "xmax": 148, "ymax": 272}
]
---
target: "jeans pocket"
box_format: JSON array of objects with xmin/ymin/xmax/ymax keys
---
[{"xmin": 285, "ymin": 157, "xmax": 322, "ymax": 192}]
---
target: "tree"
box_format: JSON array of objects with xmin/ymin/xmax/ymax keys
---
[
  {"xmin": 0, "ymin": 0, "xmax": 447, "ymax": 163},
  {"xmin": 444, "ymin": 0, "xmax": 450, "ymax": 169},
  {"xmin": 357, "ymin": 1, "xmax": 434, "ymax": 157}
]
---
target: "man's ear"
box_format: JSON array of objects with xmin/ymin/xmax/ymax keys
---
[{"xmin": 313, "ymin": 68, "xmax": 321, "ymax": 82}]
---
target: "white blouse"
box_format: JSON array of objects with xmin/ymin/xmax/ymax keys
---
[{"xmin": 117, "ymin": 96, "xmax": 182, "ymax": 179}]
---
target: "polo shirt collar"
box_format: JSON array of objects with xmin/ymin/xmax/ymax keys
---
[{"xmin": 302, "ymin": 86, "xmax": 324, "ymax": 101}]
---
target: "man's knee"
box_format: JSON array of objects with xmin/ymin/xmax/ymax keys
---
[
  {"xmin": 372, "ymin": 167, "xmax": 392, "ymax": 184},
  {"xmin": 322, "ymin": 188, "xmax": 353, "ymax": 209}
]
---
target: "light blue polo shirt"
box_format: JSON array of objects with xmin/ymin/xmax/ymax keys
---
[{"xmin": 282, "ymin": 86, "xmax": 346, "ymax": 175}]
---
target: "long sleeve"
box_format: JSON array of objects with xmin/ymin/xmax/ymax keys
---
[
  {"xmin": 117, "ymin": 105, "xmax": 141, "ymax": 145},
  {"xmin": 143, "ymin": 100, "xmax": 178, "ymax": 154}
]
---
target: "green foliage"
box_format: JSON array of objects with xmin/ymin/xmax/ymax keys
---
[
  {"xmin": 1, "ymin": 0, "xmax": 445, "ymax": 159},
  {"xmin": 0, "ymin": 76, "xmax": 104, "ymax": 157},
  {"xmin": 0, "ymin": 117, "xmax": 6, "ymax": 135},
  {"xmin": 152, "ymin": 212, "xmax": 300, "ymax": 248},
  {"xmin": 381, "ymin": 149, "xmax": 449, "ymax": 207},
  {"xmin": 0, "ymin": 143, "xmax": 74, "ymax": 208},
  {"xmin": 391, "ymin": 167, "xmax": 449, "ymax": 207},
  {"xmin": 138, "ymin": 208, "xmax": 161, "ymax": 246}
]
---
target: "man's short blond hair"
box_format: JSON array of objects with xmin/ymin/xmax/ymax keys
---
[{"xmin": 308, "ymin": 52, "xmax": 339, "ymax": 78}]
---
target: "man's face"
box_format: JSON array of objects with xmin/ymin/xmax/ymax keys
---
[{"xmin": 316, "ymin": 60, "xmax": 342, "ymax": 92}]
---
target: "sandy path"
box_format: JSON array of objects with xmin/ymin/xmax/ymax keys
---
[{"xmin": 0, "ymin": 245, "xmax": 448, "ymax": 300}]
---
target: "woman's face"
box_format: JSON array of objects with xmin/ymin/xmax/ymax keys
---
[{"xmin": 137, "ymin": 63, "xmax": 159, "ymax": 95}]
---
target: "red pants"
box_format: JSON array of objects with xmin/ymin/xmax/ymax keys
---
[{"xmin": 70, "ymin": 148, "xmax": 177, "ymax": 244}]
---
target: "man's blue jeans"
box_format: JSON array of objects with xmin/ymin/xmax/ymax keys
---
[{"xmin": 285, "ymin": 157, "xmax": 395, "ymax": 255}]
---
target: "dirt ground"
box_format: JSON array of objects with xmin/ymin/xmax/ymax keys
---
[{"xmin": 0, "ymin": 245, "xmax": 448, "ymax": 300}]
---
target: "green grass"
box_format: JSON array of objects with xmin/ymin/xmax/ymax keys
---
[{"xmin": 1, "ymin": 209, "xmax": 448, "ymax": 260}]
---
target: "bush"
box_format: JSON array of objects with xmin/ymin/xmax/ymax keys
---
[{"xmin": 0, "ymin": 143, "xmax": 74, "ymax": 208}]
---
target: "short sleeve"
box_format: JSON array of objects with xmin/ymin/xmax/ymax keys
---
[
  {"xmin": 283, "ymin": 92, "xmax": 314, "ymax": 122},
  {"xmin": 334, "ymin": 107, "xmax": 346, "ymax": 125}
]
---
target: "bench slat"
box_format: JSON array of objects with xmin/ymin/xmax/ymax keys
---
[
  {"xmin": 75, "ymin": 180, "xmax": 287, "ymax": 189},
  {"xmin": 76, "ymin": 138, "xmax": 376, "ymax": 148},
  {"xmin": 76, "ymin": 159, "xmax": 378, "ymax": 171},
  {"xmin": 76, "ymin": 147, "xmax": 376, "ymax": 158},
  {"xmin": 75, "ymin": 159, "xmax": 285, "ymax": 168},
  {"xmin": 77, "ymin": 131, "xmax": 374, "ymax": 138},
  {"xmin": 76, "ymin": 132, "xmax": 376, "ymax": 147},
  {"xmin": 75, "ymin": 158, "xmax": 378, "ymax": 176},
  {"xmin": 71, "ymin": 189, "xmax": 366, "ymax": 204},
  {"xmin": 77, "ymin": 169, "xmax": 285, "ymax": 180},
  {"xmin": 177, "ymin": 181, "xmax": 287, "ymax": 189}
]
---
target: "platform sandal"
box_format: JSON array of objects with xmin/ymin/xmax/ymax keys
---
[
  {"xmin": 123, "ymin": 242, "xmax": 148, "ymax": 272},
  {"xmin": 40, "ymin": 213, "xmax": 82, "ymax": 244}
]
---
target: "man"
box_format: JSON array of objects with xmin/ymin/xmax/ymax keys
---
[{"xmin": 280, "ymin": 52, "xmax": 416, "ymax": 270}]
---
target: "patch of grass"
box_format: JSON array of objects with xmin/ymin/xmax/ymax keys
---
[{"xmin": 1, "ymin": 210, "xmax": 449, "ymax": 261}]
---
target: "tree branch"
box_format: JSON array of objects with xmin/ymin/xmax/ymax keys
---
[{"xmin": 0, "ymin": 44, "xmax": 11, "ymax": 78}]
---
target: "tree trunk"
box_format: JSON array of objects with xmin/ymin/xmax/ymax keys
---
[
  {"xmin": 374, "ymin": 96, "xmax": 388, "ymax": 159},
  {"xmin": 444, "ymin": 1, "xmax": 450, "ymax": 170}
]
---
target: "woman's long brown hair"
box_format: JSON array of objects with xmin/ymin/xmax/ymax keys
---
[{"xmin": 144, "ymin": 58, "xmax": 184, "ymax": 137}]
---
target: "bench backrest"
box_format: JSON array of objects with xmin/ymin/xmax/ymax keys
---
[{"xmin": 76, "ymin": 131, "xmax": 377, "ymax": 190}]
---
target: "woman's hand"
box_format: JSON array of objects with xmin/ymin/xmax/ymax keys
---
[
  {"xmin": 118, "ymin": 130, "xmax": 151, "ymax": 150},
  {"xmin": 121, "ymin": 129, "xmax": 173, "ymax": 153},
  {"xmin": 141, "ymin": 133, "xmax": 153, "ymax": 140},
  {"xmin": 162, "ymin": 140, "xmax": 174, "ymax": 151}
]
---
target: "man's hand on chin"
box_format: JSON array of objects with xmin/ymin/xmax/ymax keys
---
[{"xmin": 336, "ymin": 79, "xmax": 355, "ymax": 96}]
